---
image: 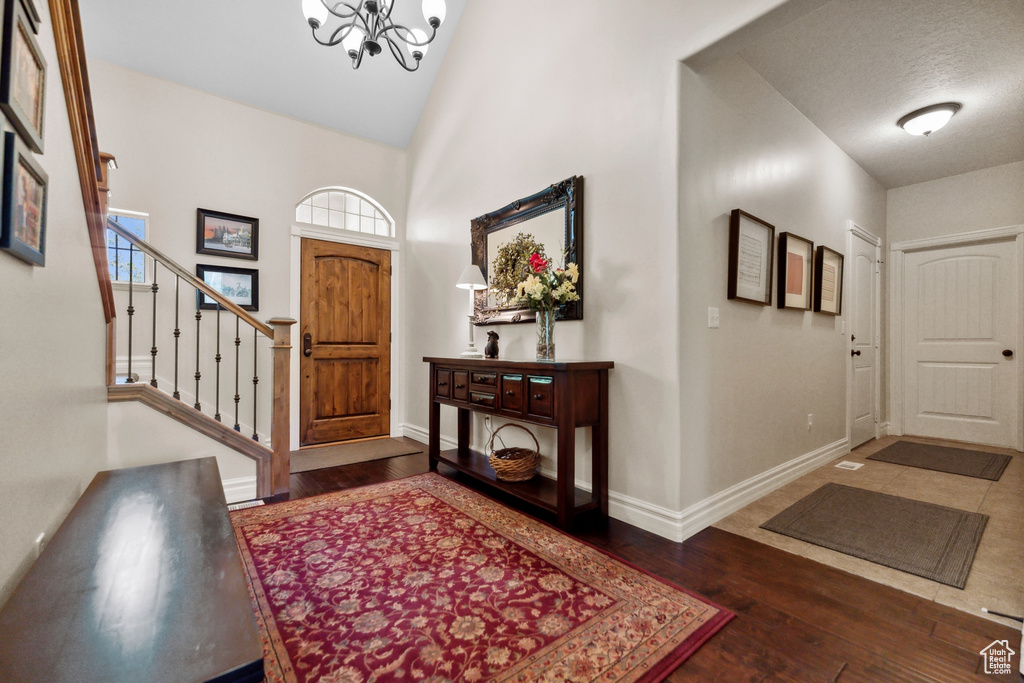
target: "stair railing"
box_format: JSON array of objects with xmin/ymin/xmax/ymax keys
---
[{"xmin": 106, "ymin": 216, "xmax": 295, "ymax": 497}]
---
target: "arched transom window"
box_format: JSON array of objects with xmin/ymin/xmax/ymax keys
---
[{"xmin": 295, "ymin": 188, "xmax": 394, "ymax": 237}]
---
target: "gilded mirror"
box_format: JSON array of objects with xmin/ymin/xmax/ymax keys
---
[{"xmin": 470, "ymin": 176, "xmax": 584, "ymax": 324}]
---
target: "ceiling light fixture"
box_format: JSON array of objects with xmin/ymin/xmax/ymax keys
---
[
  {"xmin": 302, "ymin": 0, "xmax": 447, "ymax": 72},
  {"xmin": 897, "ymin": 102, "xmax": 961, "ymax": 137}
]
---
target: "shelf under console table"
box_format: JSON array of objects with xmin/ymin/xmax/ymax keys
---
[{"xmin": 424, "ymin": 356, "xmax": 613, "ymax": 530}]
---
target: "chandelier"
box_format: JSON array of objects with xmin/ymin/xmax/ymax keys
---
[{"xmin": 301, "ymin": 0, "xmax": 447, "ymax": 72}]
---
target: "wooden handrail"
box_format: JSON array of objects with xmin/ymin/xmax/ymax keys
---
[{"xmin": 107, "ymin": 216, "xmax": 273, "ymax": 338}]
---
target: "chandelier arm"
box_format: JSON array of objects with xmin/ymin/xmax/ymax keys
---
[
  {"xmin": 379, "ymin": 21, "xmax": 438, "ymax": 46},
  {"xmin": 324, "ymin": 0, "xmax": 362, "ymax": 20},
  {"xmin": 381, "ymin": 34, "xmax": 420, "ymax": 72},
  {"xmin": 311, "ymin": 21, "xmax": 360, "ymax": 48}
]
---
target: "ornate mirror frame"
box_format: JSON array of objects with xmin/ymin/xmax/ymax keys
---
[{"xmin": 470, "ymin": 175, "xmax": 584, "ymax": 324}]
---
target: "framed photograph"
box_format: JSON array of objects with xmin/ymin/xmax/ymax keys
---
[
  {"xmin": 1, "ymin": 130, "xmax": 46, "ymax": 265},
  {"xmin": 814, "ymin": 246, "xmax": 844, "ymax": 315},
  {"xmin": 1, "ymin": 0, "xmax": 46, "ymax": 153},
  {"xmin": 777, "ymin": 232, "xmax": 814, "ymax": 310},
  {"xmin": 196, "ymin": 208, "xmax": 258, "ymax": 260},
  {"xmin": 196, "ymin": 264, "xmax": 259, "ymax": 311},
  {"xmin": 727, "ymin": 209, "xmax": 775, "ymax": 305}
]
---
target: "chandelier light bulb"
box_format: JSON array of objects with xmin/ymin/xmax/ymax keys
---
[
  {"xmin": 422, "ymin": 0, "xmax": 446, "ymax": 27},
  {"xmin": 407, "ymin": 28, "xmax": 429, "ymax": 58},
  {"xmin": 341, "ymin": 26, "xmax": 366, "ymax": 56},
  {"xmin": 897, "ymin": 103, "xmax": 961, "ymax": 136},
  {"xmin": 301, "ymin": 0, "xmax": 328, "ymax": 29}
]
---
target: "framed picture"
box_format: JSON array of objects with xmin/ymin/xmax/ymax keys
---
[
  {"xmin": 777, "ymin": 232, "xmax": 814, "ymax": 310},
  {"xmin": 727, "ymin": 209, "xmax": 775, "ymax": 305},
  {"xmin": 196, "ymin": 208, "xmax": 258, "ymax": 260},
  {"xmin": 196, "ymin": 264, "xmax": 259, "ymax": 311},
  {"xmin": 814, "ymin": 246, "xmax": 844, "ymax": 315},
  {"xmin": 1, "ymin": 130, "xmax": 46, "ymax": 265},
  {"xmin": 1, "ymin": 0, "xmax": 46, "ymax": 153}
]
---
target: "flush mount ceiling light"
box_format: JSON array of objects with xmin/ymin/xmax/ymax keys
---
[
  {"xmin": 897, "ymin": 102, "xmax": 962, "ymax": 137},
  {"xmin": 302, "ymin": 0, "xmax": 447, "ymax": 72}
]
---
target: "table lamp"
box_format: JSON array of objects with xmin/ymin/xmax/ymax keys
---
[{"xmin": 456, "ymin": 265, "xmax": 487, "ymax": 357}]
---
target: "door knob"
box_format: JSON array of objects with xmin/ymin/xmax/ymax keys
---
[
  {"xmin": 303, "ymin": 332, "xmax": 312, "ymax": 357},
  {"xmin": 851, "ymin": 349, "xmax": 861, "ymax": 357},
  {"xmin": 1003, "ymin": 349, "xmax": 1014, "ymax": 358}
]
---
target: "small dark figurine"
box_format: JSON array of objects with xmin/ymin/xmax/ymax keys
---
[{"xmin": 484, "ymin": 331, "xmax": 500, "ymax": 359}]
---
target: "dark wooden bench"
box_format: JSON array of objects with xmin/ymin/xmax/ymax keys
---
[{"xmin": 0, "ymin": 458, "xmax": 263, "ymax": 682}]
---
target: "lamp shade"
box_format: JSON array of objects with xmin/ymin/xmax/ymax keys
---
[
  {"xmin": 898, "ymin": 102, "xmax": 961, "ymax": 136},
  {"xmin": 302, "ymin": 0, "xmax": 329, "ymax": 28},
  {"xmin": 456, "ymin": 265, "xmax": 487, "ymax": 290}
]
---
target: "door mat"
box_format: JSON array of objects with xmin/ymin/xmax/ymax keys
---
[
  {"xmin": 231, "ymin": 473, "xmax": 733, "ymax": 682},
  {"xmin": 760, "ymin": 483, "xmax": 988, "ymax": 588},
  {"xmin": 290, "ymin": 438, "xmax": 423, "ymax": 473},
  {"xmin": 867, "ymin": 440, "xmax": 1011, "ymax": 480}
]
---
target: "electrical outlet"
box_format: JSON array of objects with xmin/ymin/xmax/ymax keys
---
[
  {"xmin": 807, "ymin": 413, "xmax": 813, "ymax": 430},
  {"xmin": 34, "ymin": 532, "xmax": 46, "ymax": 559},
  {"xmin": 707, "ymin": 307, "xmax": 720, "ymax": 329}
]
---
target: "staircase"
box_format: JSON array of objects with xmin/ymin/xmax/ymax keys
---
[{"xmin": 105, "ymin": 217, "xmax": 295, "ymax": 498}]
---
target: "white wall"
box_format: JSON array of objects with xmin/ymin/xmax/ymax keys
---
[
  {"xmin": 888, "ymin": 161, "xmax": 1024, "ymax": 243},
  {"xmin": 0, "ymin": 5, "xmax": 109, "ymax": 603},
  {"xmin": 677, "ymin": 56, "xmax": 886, "ymax": 510},
  {"xmin": 403, "ymin": 0, "xmax": 804, "ymax": 525},
  {"xmin": 88, "ymin": 61, "xmax": 409, "ymax": 461}
]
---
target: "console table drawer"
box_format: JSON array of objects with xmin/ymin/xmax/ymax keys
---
[
  {"xmin": 452, "ymin": 370, "xmax": 470, "ymax": 401},
  {"xmin": 527, "ymin": 375, "xmax": 555, "ymax": 419},
  {"xmin": 471, "ymin": 371, "xmax": 497, "ymax": 387},
  {"xmin": 434, "ymin": 368, "xmax": 452, "ymax": 399},
  {"xmin": 470, "ymin": 391, "xmax": 496, "ymax": 409},
  {"xmin": 500, "ymin": 374, "xmax": 524, "ymax": 413}
]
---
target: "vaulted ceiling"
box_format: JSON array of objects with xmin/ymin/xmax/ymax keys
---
[{"xmin": 80, "ymin": 1, "xmax": 1023, "ymax": 188}]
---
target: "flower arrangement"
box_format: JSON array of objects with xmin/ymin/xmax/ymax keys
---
[
  {"xmin": 514, "ymin": 253, "xmax": 580, "ymax": 312},
  {"xmin": 489, "ymin": 232, "xmax": 547, "ymax": 308}
]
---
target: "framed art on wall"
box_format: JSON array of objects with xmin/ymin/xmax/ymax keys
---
[
  {"xmin": 777, "ymin": 232, "xmax": 814, "ymax": 310},
  {"xmin": 196, "ymin": 208, "xmax": 259, "ymax": 260},
  {"xmin": 1, "ymin": 130, "xmax": 47, "ymax": 265},
  {"xmin": 1, "ymin": 0, "xmax": 46, "ymax": 154},
  {"xmin": 196, "ymin": 264, "xmax": 259, "ymax": 311},
  {"xmin": 727, "ymin": 209, "xmax": 775, "ymax": 305},
  {"xmin": 814, "ymin": 246, "xmax": 844, "ymax": 315}
]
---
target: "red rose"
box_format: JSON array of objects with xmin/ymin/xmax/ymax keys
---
[{"xmin": 529, "ymin": 253, "xmax": 548, "ymax": 273}]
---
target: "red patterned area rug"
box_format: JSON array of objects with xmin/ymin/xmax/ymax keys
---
[{"xmin": 230, "ymin": 473, "xmax": 733, "ymax": 682}]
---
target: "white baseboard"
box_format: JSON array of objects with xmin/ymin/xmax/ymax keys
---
[
  {"xmin": 404, "ymin": 420, "xmax": 849, "ymax": 543},
  {"xmin": 878, "ymin": 422, "xmax": 890, "ymax": 437},
  {"xmin": 223, "ymin": 476, "xmax": 258, "ymax": 504}
]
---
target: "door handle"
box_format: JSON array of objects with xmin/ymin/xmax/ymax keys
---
[
  {"xmin": 303, "ymin": 332, "xmax": 312, "ymax": 358},
  {"xmin": 851, "ymin": 349, "xmax": 861, "ymax": 357},
  {"xmin": 1003, "ymin": 349, "xmax": 1014, "ymax": 358}
]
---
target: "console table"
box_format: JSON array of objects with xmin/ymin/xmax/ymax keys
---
[
  {"xmin": 0, "ymin": 458, "xmax": 263, "ymax": 683},
  {"xmin": 425, "ymin": 357, "xmax": 613, "ymax": 530}
]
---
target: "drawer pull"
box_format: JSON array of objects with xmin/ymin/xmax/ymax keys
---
[
  {"xmin": 455, "ymin": 384, "xmax": 465, "ymax": 389},
  {"xmin": 533, "ymin": 394, "xmax": 543, "ymax": 400},
  {"xmin": 505, "ymin": 390, "xmax": 515, "ymax": 396},
  {"xmin": 438, "ymin": 381, "xmax": 448, "ymax": 387}
]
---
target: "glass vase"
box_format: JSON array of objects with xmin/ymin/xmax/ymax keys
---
[{"xmin": 536, "ymin": 309, "xmax": 556, "ymax": 361}]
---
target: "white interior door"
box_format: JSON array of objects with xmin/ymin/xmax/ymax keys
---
[
  {"xmin": 849, "ymin": 228, "xmax": 879, "ymax": 448},
  {"xmin": 903, "ymin": 239, "xmax": 1019, "ymax": 447}
]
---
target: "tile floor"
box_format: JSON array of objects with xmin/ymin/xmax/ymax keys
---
[{"xmin": 714, "ymin": 434, "xmax": 1024, "ymax": 629}]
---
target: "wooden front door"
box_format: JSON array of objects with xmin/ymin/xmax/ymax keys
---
[{"xmin": 300, "ymin": 239, "xmax": 391, "ymax": 445}]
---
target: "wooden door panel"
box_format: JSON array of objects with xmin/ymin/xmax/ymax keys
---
[
  {"xmin": 849, "ymin": 238, "xmax": 877, "ymax": 449},
  {"xmin": 301, "ymin": 239, "xmax": 391, "ymax": 445}
]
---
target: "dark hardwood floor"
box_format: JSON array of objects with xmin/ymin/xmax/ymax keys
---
[{"xmin": 289, "ymin": 439, "xmax": 1021, "ymax": 682}]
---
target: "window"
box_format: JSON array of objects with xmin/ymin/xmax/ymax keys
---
[
  {"xmin": 107, "ymin": 209, "xmax": 150, "ymax": 284},
  {"xmin": 295, "ymin": 188, "xmax": 394, "ymax": 238}
]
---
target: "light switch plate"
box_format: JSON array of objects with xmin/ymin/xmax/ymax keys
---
[{"xmin": 708, "ymin": 307, "xmax": 720, "ymax": 329}]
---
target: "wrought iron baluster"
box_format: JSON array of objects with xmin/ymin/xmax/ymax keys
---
[
  {"xmin": 214, "ymin": 304, "xmax": 222, "ymax": 422},
  {"xmin": 252, "ymin": 327, "xmax": 259, "ymax": 441},
  {"xmin": 150, "ymin": 263, "xmax": 159, "ymax": 388},
  {"xmin": 126, "ymin": 243, "xmax": 135, "ymax": 384},
  {"xmin": 173, "ymin": 275, "xmax": 181, "ymax": 399},
  {"xmin": 194, "ymin": 308, "xmax": 202, "ymax": 411},
  {"xmin": 234, "ymin": 318, "xmax": 241, "ymax": 432}
]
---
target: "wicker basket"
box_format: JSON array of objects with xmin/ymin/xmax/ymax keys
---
[{"xmin": 488, "ymin": 423, "xmax": 541, "ymax": 482}]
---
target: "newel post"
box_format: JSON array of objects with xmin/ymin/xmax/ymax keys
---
[{"xmin": 268, "ymin": 317, "xmax": 297, "ymax": 497}]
